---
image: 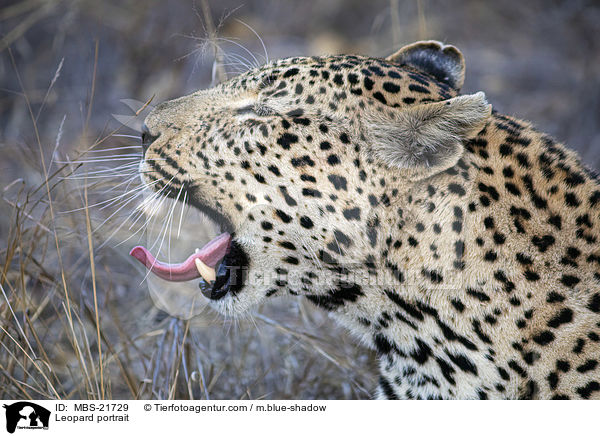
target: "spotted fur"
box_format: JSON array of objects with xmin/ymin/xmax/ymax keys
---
[{"xmin": 140, "ymin": 41, "xmax": 600, "ymax": 399}]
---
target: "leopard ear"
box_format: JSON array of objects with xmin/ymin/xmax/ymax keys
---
[
  {"xmin": 386, "ymin": 40, "xmax": 465, "ymax": 90},
  {"xmin": 366, "ymin": 92, "xmax": 491, "ymax": 180}
]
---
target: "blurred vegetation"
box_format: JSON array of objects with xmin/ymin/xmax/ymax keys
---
[{"xmin": 0, "ymin": 0, "xmax": 598, "ymax": 399}]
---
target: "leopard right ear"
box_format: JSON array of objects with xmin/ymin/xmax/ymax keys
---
[
  {"xmin": 365, "ymin": 92, "xmax": 491, "ymax": 180},
  {"xmin": 386, "ymin": 40, "xmax": 465, "ymax": 90}
]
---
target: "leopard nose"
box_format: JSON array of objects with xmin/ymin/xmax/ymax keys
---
[{"xmin": 141, "ymin": 123, "xmax": 158, "ymax": 154}]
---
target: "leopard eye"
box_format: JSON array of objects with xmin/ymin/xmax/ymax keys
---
[
  {"xmin": 254, "ymin": 104, "xmax": 276, "ymax": 117},
  {"xmin": 236, "ymin": 104, "xmax": 275, "ymax": 117}
]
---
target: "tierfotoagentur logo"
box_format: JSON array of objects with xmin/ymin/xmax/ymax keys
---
[{"xmin": 2, "ymin": 402, "xmax": 50, "ymax": 434}]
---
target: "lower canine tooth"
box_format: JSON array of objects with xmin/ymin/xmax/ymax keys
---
[{"xmin": 194, "ymin": 258, "xmax": 216, "ymax": 283}]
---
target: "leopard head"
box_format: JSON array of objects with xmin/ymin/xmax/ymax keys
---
[{"xmin": 132, "ymin": 41, "xmax": 491, "ymax": 316}]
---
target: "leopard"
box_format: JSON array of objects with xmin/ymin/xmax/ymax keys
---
[{"xmin": 133, "ymin": 40, "xmax": 600, "ymax": 399}]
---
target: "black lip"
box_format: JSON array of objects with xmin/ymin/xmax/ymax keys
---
[
  {"xmin": 199, "ymin": 240, "xmax": 249, "ymax": 300},
  {"xmin": 146, "ymin": 181, "xmax": 244, "ymax": 299}
]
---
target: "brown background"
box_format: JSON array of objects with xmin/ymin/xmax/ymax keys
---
[{"xmin": 0, "ymin": 0, "xmax": 599, "ymax": 399}]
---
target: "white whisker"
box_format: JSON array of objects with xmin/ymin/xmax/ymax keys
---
[
  {"xmin": 62, "ymin": 164, "xmax": 140, "ymax": 181},
  {"xmin": 213, "ymin": 37, "xmax": 261, "ymax": 68},
  {"xmin": 97, "ymin": 173, "xmax": 141, "ymax": 196},
  {"xmin": 57, "ymin": 156, "xmax": 142, "ymax": 164},
  {"xmin": 62, "ymin": 181, "xmax": 150, "ymax": 213},
  {"xmin": 94, "ymin": 179, "xmax": 163, "ymax": 234},
  {"xmin": 223, "ymin": 52, "xmax": 254, "ymax": 72},
  {"xmin": 176, "ymin": 190, "xmax": 188, "ymax": 238},
  {"xmin": 235, "ymin": 18, "xmax": 269, "ymax": 64},
  {"xmin": 82, "ymin": 146, "xmax": 142, "ymax": 153},
  {"xmin": 105, "ymin": 183, "xmax": 167, "ymax": 248},
  {"xmin": 167, "ymin": 186, "xmax": 184, "ymax": 266},
  {"xmin": 140, "ymin": 178, "xmax": 178, "ymax": 283},
  {"xmin": 111, "ymin": 134, "xmax": 143, "ymax": 140},
  {"xmin": 61, "ymin": 172, "xmax": 137, "ymax": 181},
  {"xmin": 98, "ymin": 184, "xmax": 163, "ymax": 249}
]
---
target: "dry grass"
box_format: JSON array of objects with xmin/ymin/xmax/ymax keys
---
[
  {"xmin": 0, "ymin": 1, "xmax": 378, "ymax": 399},
  {"xmin": 0, "ymin": 70, "xmax": 377, "ymax": 399},
  {"xmin": 0, "ymin": 100, "xmax": 377, "ymax": 399},
  {"xmin": 1, "ymin": 0, "xmax": 598, "ymax": 400}
]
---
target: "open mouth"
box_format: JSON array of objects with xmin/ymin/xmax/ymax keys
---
[{"xmin": 129, "ymin": 196, "xmax": 248, "ymax": 300}]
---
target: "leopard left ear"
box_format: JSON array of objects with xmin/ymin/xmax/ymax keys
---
[
  {"xmin": 387, "ymin": 40, "xmax": 465, "ymax": 90},
  {"xmin": 366, "ymin": 92, "xmax": 491, "ymax": 180}
]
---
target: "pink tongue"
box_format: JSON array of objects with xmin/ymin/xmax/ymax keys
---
[{"xmin": 130, "ymin": 233, "xmax": 231, "ymax": 282}]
